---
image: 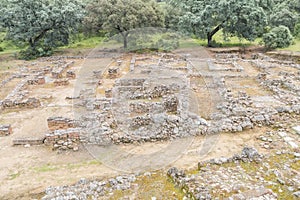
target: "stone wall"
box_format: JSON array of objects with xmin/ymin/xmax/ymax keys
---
[
  {"xmin": 66, "ymin": 71, "xmax": 76, "ymax": 79},
  {"xmin": 51, "ymin": 61, "xmax": 74, "ymax": 78},
  {"xmin": 0, "ymin": 78, "xmax": 41, "ymax": 109},
  {"xmin": 1, "ymin": 97, "xmax": 40, "ymax": 109},
  {"xmin": 129, "ymin": 102, "xmax": 151, "ymax": 114},
  {"xmin": 163, "ymin": 96, "xmax": 178, "ymax": 113},
  {"xmin": 27, "ymin": 76, "xmax": 45, "ymax": 85},
  {"xmin": 13, "ymin": 137, "xmax": 44, "ymax": 145},
  {"xmin": 47, "ymin": 117, "xmax": 78, "ymax": 131},
  {"xmin": 54, "ymin": 78, "xmax": 69, "ymax": 86},
  {"xmin": 107, "ymin": 67, "xmax": 119, "ymax": 79},
  {"xmin": 44, "ymin": 128, "xmax": 80, "ymax": 151}
]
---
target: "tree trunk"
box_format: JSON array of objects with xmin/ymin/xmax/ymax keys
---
[
  {"xmin": 207, "ymin": 32, "xmax": 213, "ymax": 47},
  {"xmin": 121, "ymin": 31, "xmax": 129, "ymax": 49},
  {"xmin": 207, "ymin": 23, "xmax": 223, "ymax": 47},
  {"xmin": 123, "ymin": 34, "xmax": 128, "ymax": 49}
]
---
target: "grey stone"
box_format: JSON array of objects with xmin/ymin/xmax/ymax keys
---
[{"xmin": 292, "ymin": 126, "xmax": 300, "ymax": 135}]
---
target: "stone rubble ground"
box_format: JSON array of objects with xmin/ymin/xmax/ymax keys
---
[{"xmin": 168, "ymin": 147, "xmax": 300, "ymax": 200}]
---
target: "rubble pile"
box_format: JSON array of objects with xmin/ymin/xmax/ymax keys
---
[{"xmin": 42, "ymin": 175, "xmax": 136, "ymax": 200}]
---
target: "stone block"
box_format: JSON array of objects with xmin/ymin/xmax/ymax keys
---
[
  {"xmin": 66, "ymin": 71, "xmax": 76, "ymax": 79},
  {"xmin": 292, "ymin": 126, "xmax": 300, "ymax": 135},
  {"xmin": 0, "ymin": 125, "xmax": 12, "ymax": 136}
]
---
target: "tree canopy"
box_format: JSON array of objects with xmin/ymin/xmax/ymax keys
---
[
  {"xmin": 0, "ymin": 0, "xmax": 85, "ymax": 59},
  {"xmin": 169, "ymin": 0, "xmax": 268, "ymax": 46},
  {"xmin": 270, "ymin": 1, "xmax": 299, "ymax": 33},
  {"xmin": 263, "ymin": 25, "xmax": 293, "ymax": 49},
  {"xmin": 85, "ymin": 0, "xmax": 165, "ymax": 48}
]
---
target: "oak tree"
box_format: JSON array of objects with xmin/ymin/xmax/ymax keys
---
[
  {"xmin": 85, "ymin": 0, "xmax": 165, "ymax": 48},
  {"xmin": 0, "ymin": 0, "xmax": 85, "ymax": 58}
]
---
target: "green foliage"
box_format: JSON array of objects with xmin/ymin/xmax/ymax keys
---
[
  {"xmin": 294, "ymin": 23, "xmax": 300, "ymax": 39},
  {"xmin": 0, "ymin": 0, "xmax": 85, "ymax": 59},
  {"xmin": 270, "ymin": 3, "xmax": 299, "ymax": 33},
  {"xmin": 263, "ymin": 25, "xmax": 294, "ymax": 49},
  {"xmin": 171, "ymin": 0, "xmax": 267, "ymax": 46},
  {"xmin": 19, "ymin": 46, "xmax": 53, "ymax": 60},
  {"xmin": 162, "ymin": 3, "xmax": 182, "ymax": 31},
  {"xmin": 85, "ymin": 0, "xmax": 165, "ymax": 48}
]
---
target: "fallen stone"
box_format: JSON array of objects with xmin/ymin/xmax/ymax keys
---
[
  {"xmin": 292, "ymin": 126, "xmax": 300, "ymax": 135},
  {"xmin": 0, "ymin": 124, "xmax": 12, "ymax": 136}
]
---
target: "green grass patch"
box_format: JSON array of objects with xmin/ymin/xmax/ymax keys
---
[
  {"xmin": 281, "ymin": 39, "xmax": 300, "ymax": 52},
  {"xmin": 60, "ymin": 35, "xmax": 105, "ymax": 49},
  {"xmin": 33, "ymin": 160, "xmax": 101, "ymax": 173},
  {"xmin": 9, "ymin": 171, "xmax": 21, "ymax": 180},
  {"xmin": 0, "ymin": 32, "xmax": 23, "ymax": 55},
  {"xmin": 33, "ymin": 163, "xmax": 60, "ymax": 173}
]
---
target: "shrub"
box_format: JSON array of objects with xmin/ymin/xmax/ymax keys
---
[
  {"xmin": 263, "ymin": 25, "xmax": 293, "ymax": 49},
  {"xmin": 294, "ymin": 23, "xmax": 300, "ymax": 39}
]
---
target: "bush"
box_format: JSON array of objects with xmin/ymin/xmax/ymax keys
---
[
  {"xmin": 263, "ymin": 25, "xmax": 293, "ymax": 49},
  {"xmin": 19, "ymin": 46, "xmax": 53, "ymax": 60},
  {"xmin": 294, "ymin": 23, "xmax": 300, "ymax": 39}
]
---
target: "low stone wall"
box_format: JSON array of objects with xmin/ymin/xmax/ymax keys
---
[
  {"xmin": 51, "ymin": 61, "xmax": 74, "ymax": 78},
  {"xmin": 105, "ymin": 89, "xmax": 112, "ymax": 98},
  {"xmin": 54, "ymin": 78, "xmax": 69, "ymax": 86},
  {"xmin": 163, "ymin": 96, "xmax": 178, "ymax": 113},
  {"xmin": 1, "ymin": 98, "xmax": 41, "ymax": 109},
  {"xmin": 44, "ymin": 128, "xmax": 80, "ymax": 151},
  {"xmin": 0, "ymin": 125, "xmax": 12, "ymax": 136},
  {"xmin": 66, "ymin": 71, "xmax": 76, "ymax": 79},
  {"xmin": 12, "ymin": 137, "xmax": 44, "ymax": 145},
  {"xmin": 47, "ymin": 117, "xmax": 78, "ymax": 131},
  {"xmin": 107, "ymin": 67, "xmax": 119, "ymax": 79},
  {"xmin": 93, "ymin": 98, "xmax": 111, "ymax": 110},
  {"xmin": 129, "ymin": 102, "xmax": 151, "ymax": 114},
  {"xmin": 117, "ymin": 78, "xmax": 146, "ymax": 87},
  {"xmin": 27, "ymin": 76, "xmax": 45, "ymax": 85}
]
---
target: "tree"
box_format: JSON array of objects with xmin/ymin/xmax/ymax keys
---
[
  {"xmin": 270, "ymin": 2, "xmax": 299, "ymax": 33},
  {"xmin": 168, "ymin": 0, "xmax": 267, "ymax": 47},
  {"xmin": 263, "ymin": 25, "xmax": 293, "ymax": 49},
  {"xmin": 0, "ymin": 0, "xmax": 85, "ymax": 59},
  {"xmin": 294, "ymin": 23, "xmax": 300, "ymax": 39},
  {"xmin": 85, "ymin": 0, "xmax": 165, "ymax": 48},
  {"xmin": 163, "ymin": 3, "xmax": 182, "ymax": 31}
]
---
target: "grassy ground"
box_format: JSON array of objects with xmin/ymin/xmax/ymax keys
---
[
  {"xmin": 0, "ymin": 32, "xmax": 105, "ymax": 56},
  {"xmin": 0, "ymin": 32, "xmax": 22, "ymax": 55},
  {"xmin": 0, "ymin": 31, "xmax": 299, "ymax": 57},
  {"xmin": 59, "ymin": 34, "xmax": 105, "ymax": 49},
  {"xmin": 179, "ymin": 31, "xmax": 261, "ymax": 49},
  {"xmin": 281, "ymin": 39, "xmax": 300, "ymax": 52}
]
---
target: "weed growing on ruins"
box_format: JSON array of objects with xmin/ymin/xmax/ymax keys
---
[{"xmin": 8, "ymin": 171, "xmax": 21, "ymax": 180}]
